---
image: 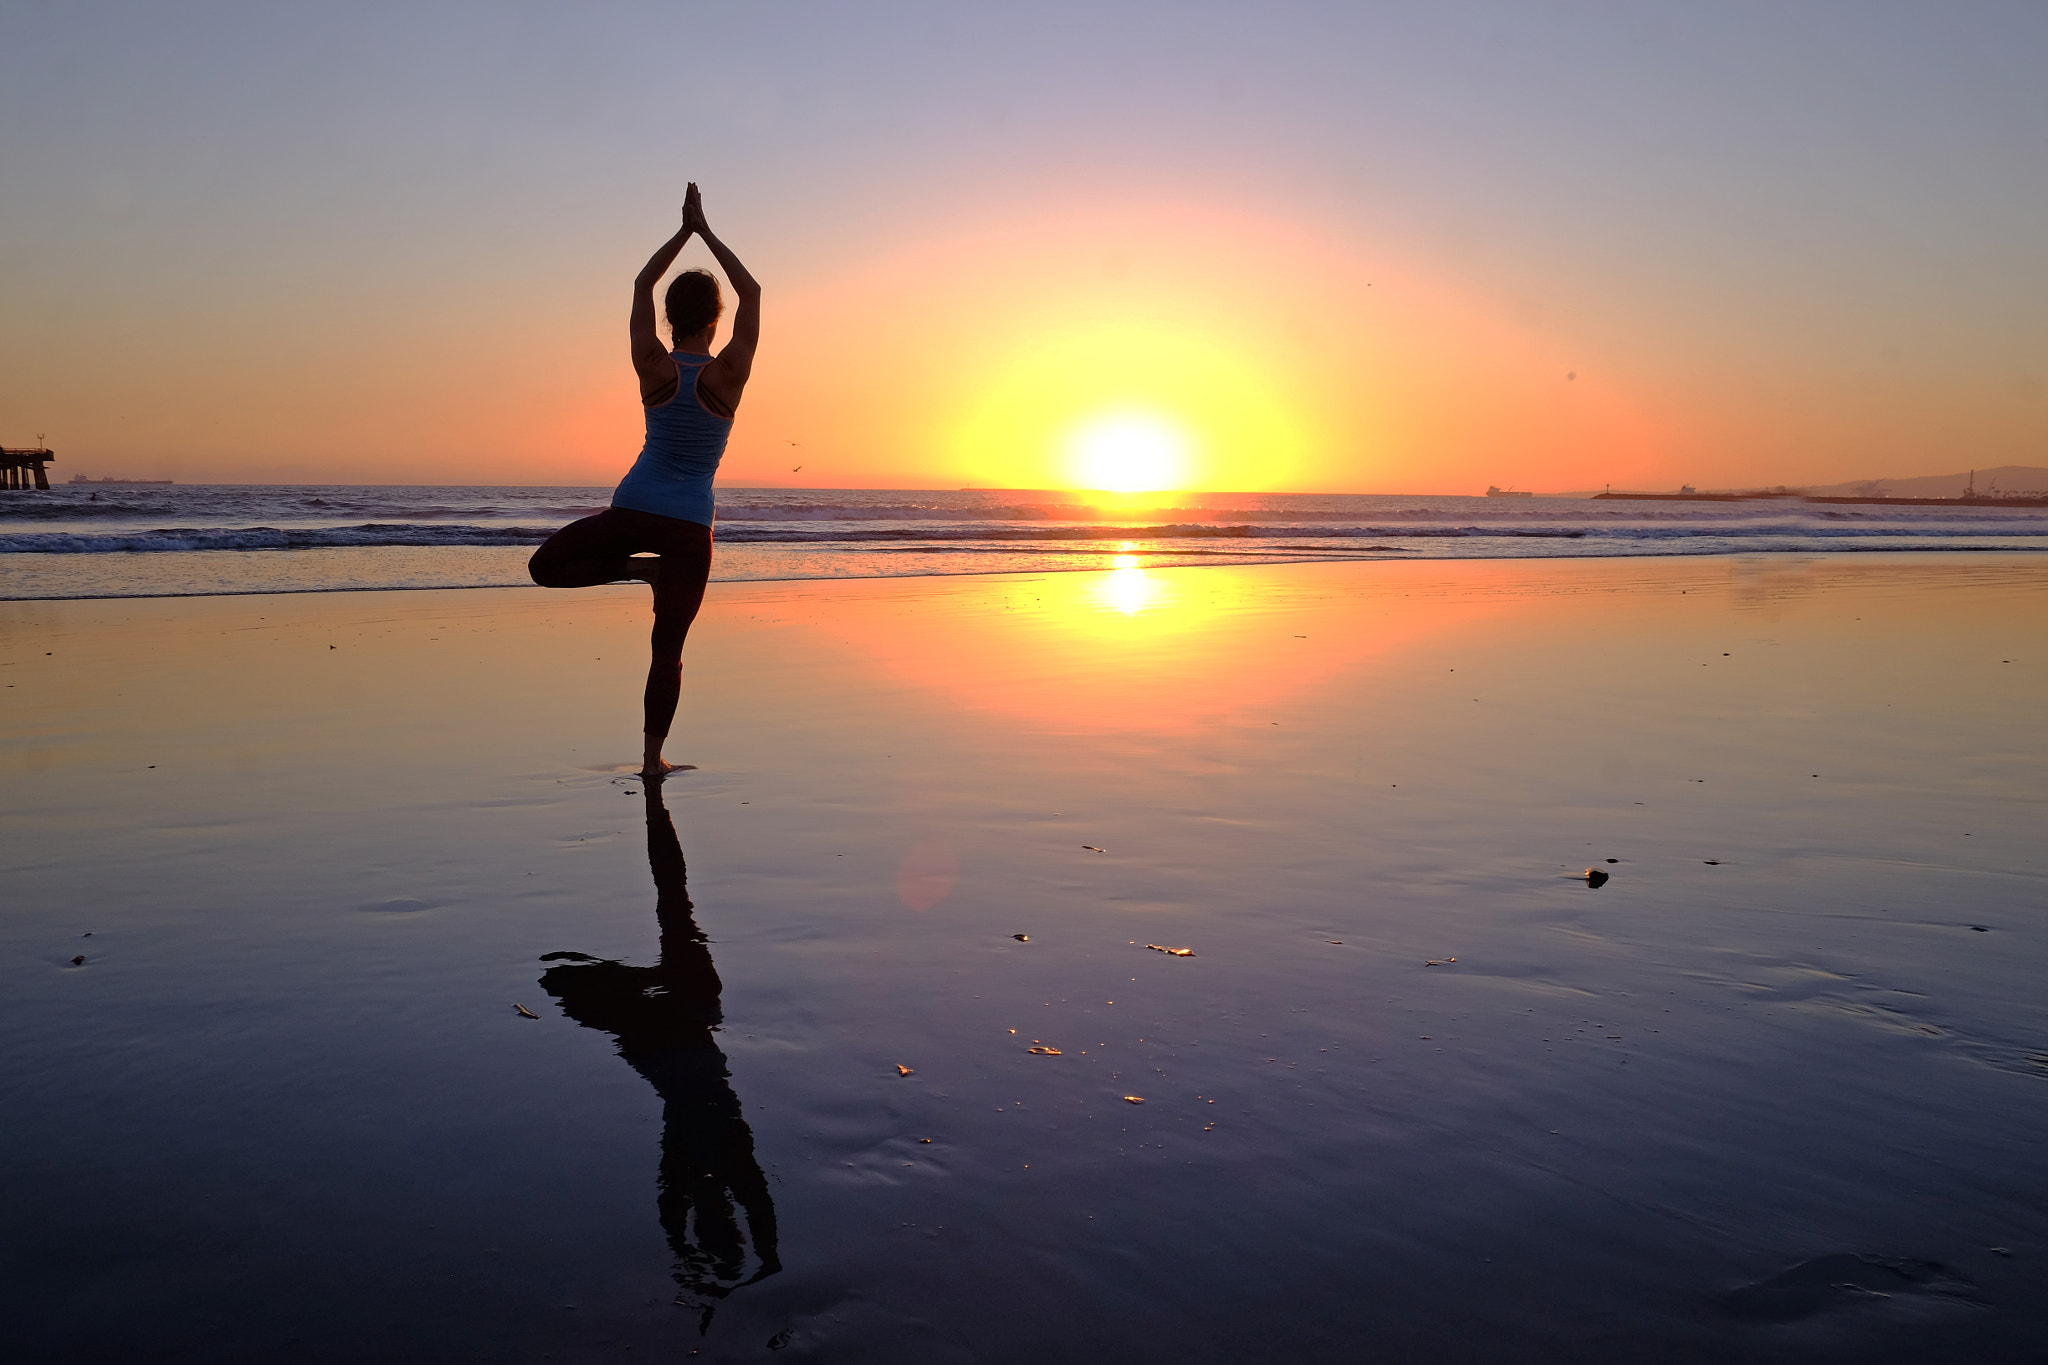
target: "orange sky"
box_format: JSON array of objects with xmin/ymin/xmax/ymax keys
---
[
  {"xmin": 731, "ymin": 201, "xmax": 1665, "ymax": 496},
  {"xmin": 15, "ymin": 185, "xmax": 2038, "ymax": 495}
]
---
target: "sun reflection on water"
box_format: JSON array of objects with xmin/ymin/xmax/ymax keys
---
[
  {"xmin": 1102, "ymin": 565, "xmax": 1153, "ymax": 616},
  {"xmin": 1099, "ymin": 543, "xmax": 1154, "ymax": 615},
  {"xmin": 773, "ymin": 562, "xmax": 1504, "ymax": 738}
]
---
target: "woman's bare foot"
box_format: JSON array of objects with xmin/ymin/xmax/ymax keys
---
[{"xmin": 642, "ymin": 735, "xmax": 680, "ymax": 781}]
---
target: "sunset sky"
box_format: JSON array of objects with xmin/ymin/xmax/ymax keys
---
[{"xmin": 3, "ymin": 1, "xmax": 2044, "ymax": 492}]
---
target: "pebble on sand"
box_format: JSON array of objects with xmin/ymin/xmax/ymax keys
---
[
  {"xmin": 1583, "ymin": 869, "xmax": 1610, "ymax": 888},
  {"xmin": 513, "ymin": 1003, "xmax": 539, "ymax": 1019},
  {"xmin": 896, "ymin": 1064, "xmax": 914, "ymax": 1076}
]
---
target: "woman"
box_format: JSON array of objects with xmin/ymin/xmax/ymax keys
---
[{"xmin": 529, "ymin": 184, "xmax": 760, "ymax": 778}]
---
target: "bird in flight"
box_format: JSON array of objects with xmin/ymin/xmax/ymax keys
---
[{"xmin": 791, "ymin": 465, "xmax": 803, "ymax": 473}]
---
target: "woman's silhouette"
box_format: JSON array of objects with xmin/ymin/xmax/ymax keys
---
[
  {"xmin": 539, "ymin": 786, "xmax": 780, "ymax": 1321},
  {"xmin": 528, "ymin": 183, "xmax": 761, "ymax": 778}
]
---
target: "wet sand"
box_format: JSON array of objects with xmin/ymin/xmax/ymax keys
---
[{"xmin": 3, "ymin": 554, "xmax": 2045, "ymax": 1363}]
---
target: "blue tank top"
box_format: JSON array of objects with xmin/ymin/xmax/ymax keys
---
[{"xmin": 611, "ymin": 352, "xmax": 733, "ymax": 527}]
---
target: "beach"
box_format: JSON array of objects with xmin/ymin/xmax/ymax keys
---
[{"xmin": 3, "ymin": 552, "xmax": 2045, "ymax": 1363}]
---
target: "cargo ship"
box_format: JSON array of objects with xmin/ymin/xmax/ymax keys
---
[{"xmin": 1484, "ymin": 485, "xmax": 1533, "ymax": 497}]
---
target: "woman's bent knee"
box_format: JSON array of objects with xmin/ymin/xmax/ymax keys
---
[{"xmin": 528, "ymin": 546, "xmax": 573, "ymax": 588}]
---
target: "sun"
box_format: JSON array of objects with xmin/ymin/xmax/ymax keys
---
[
  {"xmin": 1068, "ymin": 414, "xmax": 1188, "ymax": 492},
  {"xmin": 947, "ymin": 313, "xmax": 1309, "ymax": 492}
]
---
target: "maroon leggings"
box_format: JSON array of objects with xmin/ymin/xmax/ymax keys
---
[{"xmin": 528, "ymin": 507, "xmax": 713, "ymax": 738}]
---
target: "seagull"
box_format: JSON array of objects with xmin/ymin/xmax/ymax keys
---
[{"xmin": 791, "ymin": 465, "xmax": 803, "ymax": 473}]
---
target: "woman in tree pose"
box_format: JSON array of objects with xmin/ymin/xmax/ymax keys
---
[{"xmin": 529, "ymin": 184, "xmax": 760, "ymax": 778}]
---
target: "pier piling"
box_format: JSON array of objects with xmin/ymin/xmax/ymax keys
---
[{"xmin": 2, "ymin": 446, "xmax": 55, "ymax": 491}]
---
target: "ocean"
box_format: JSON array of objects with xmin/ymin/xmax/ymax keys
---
[{"xmin": 4, "ymin": 483, "xmax": 2046, "ymax": 600}]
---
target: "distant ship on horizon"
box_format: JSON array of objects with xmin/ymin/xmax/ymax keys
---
[
  {"xmin": 1484, "ymin": 485, "xmax": 1533, "ymax": 497},
  {"xmin": 69, "ymin": 473, "xmax": 173, "ymax": 486}
]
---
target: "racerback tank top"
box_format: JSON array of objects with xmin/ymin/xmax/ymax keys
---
[{"xmin": 610, "ymin": 352, "xmax": 733, "ymax": 527}]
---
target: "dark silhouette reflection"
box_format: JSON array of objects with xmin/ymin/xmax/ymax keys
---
[{"xmin": 539, "ymin": 786, "xmax": 779, "ymax": 1324}]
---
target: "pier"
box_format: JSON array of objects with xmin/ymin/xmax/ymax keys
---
[{"xmin": 2, "ymin": 445, "xmax": 54, "ymax": 491}]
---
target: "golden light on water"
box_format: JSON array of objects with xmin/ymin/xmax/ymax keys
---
[
  {"xmin": 1100, "ymin": 545, "xmax": 1156, "ymax": 616},
  {"xmin": 794, "ymin": 561, "xmax": 1502, "ymax": 739}
]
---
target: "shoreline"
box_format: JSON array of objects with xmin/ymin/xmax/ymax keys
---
[{"xmin": 6, "ymin": 541, "xmax": 2048, "ymax": 604}]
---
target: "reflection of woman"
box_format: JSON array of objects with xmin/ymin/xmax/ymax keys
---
[
  {"xmin": 528, "ymin": 183, "xmax": 761, "ymax": 779},
  {"xmin": 539, "ymin": 786, "xmax": 779, "ymax": 1316}
]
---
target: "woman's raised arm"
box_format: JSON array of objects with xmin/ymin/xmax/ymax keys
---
[
  {"xmin": 686, "ymin": 189, "xmax": 761, "ymax": 417},
  {"xmin": 630, "ymin": 198, "xmax": 696, "ymax": 404}
]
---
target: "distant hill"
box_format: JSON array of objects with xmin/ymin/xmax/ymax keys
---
[{"xmin": 1803, "ymin": 466, "xmax": 2048, "ymax": 498}]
